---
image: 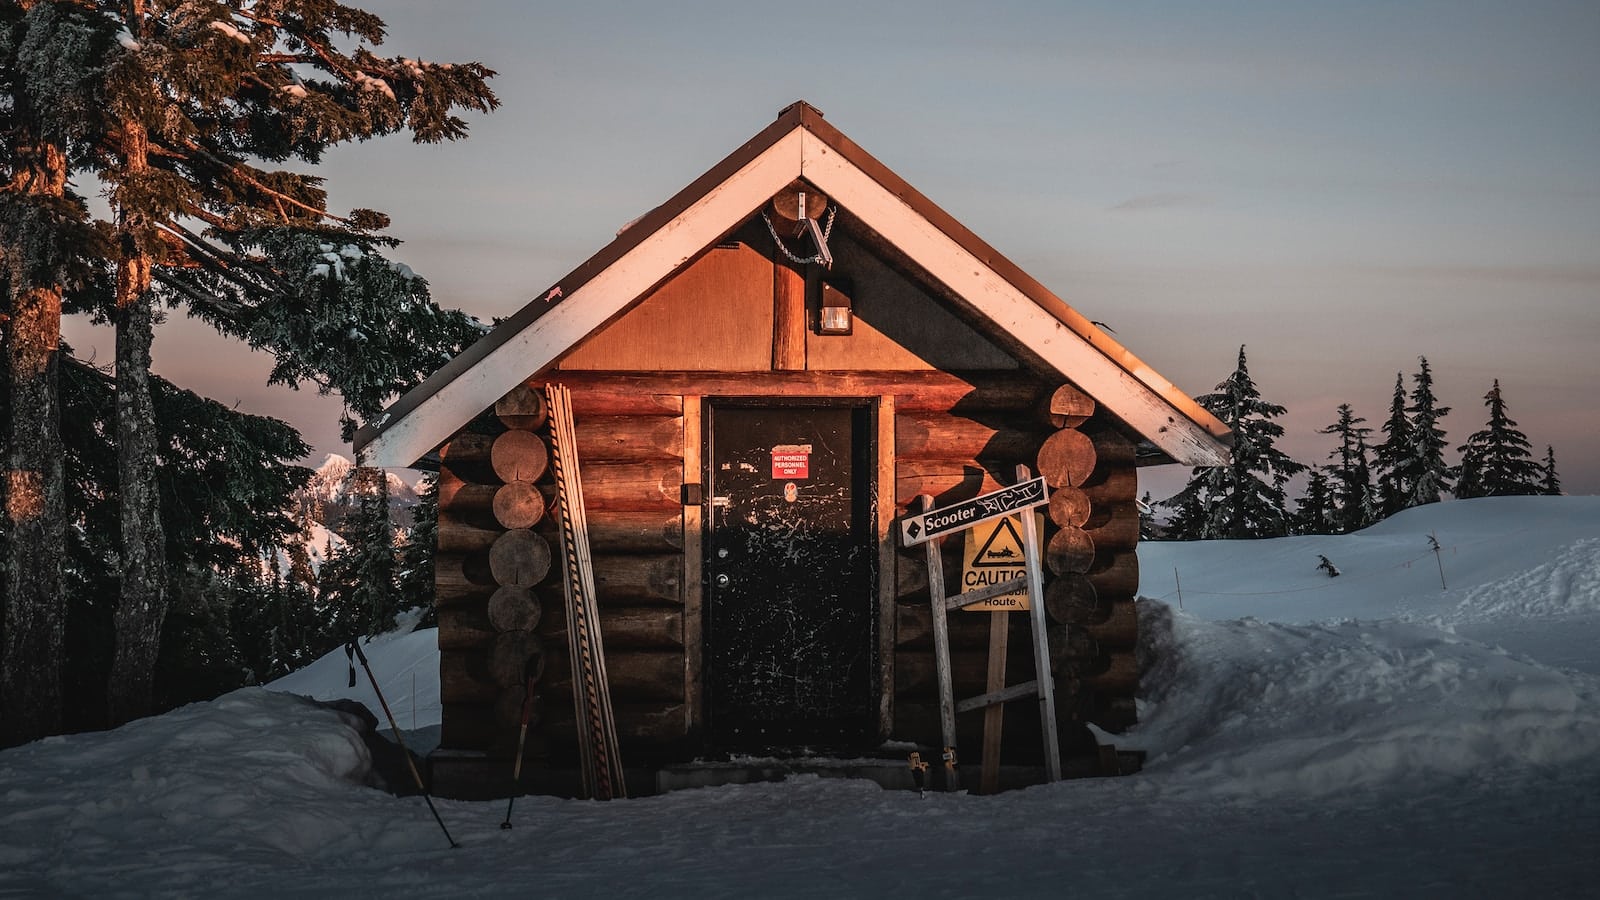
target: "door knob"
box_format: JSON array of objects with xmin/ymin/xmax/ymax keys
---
[{"xmin": 715, "ymin": 574, "xmax": 730, "ymax": 587}]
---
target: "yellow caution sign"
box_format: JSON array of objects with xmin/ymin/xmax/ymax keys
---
[{"xmin": 960, "ymin": 512, "xmax": 1041, "ymax": 611}]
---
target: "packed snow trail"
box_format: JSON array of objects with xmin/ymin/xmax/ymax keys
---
[{"xmin": 2, "ymin": 496, "xmax": 1598, "ymax": 896}]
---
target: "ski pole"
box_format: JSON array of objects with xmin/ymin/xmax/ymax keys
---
[
  {"xmin": 502, "ymin": 658, "xmax": 541, "ymax": 829},
  {"xmin": 346, "ymin": 639, "xmax": 460, "ymax": 849}
]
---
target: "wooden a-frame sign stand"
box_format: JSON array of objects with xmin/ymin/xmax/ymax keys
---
[{"xmin": 901, "ymin": 465, "xmax": 1061, "ymax": 791}]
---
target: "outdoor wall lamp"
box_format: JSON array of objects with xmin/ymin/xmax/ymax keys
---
[{"xmin": 819, "ymin": 278, "xmax": 853, "ymax": 335}]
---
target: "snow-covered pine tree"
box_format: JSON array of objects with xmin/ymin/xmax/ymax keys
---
[
  {"xmin": 1160, "ymin": 491, "xmax": 1208, "ymax": 542},
  {"xmin": 1541, "ymin": 446, "xmax": 1562, "ymax": 496},
  {"xmin": 1373, "ymin": 373, "xmax": 1413, "ymax": 518},
  {"xmin": 1352, "ymin": 437, "xmax": 1379, "ymax": 528},
  {"xmin": 1403, "ymin": 356, "xmax": 1453, "ymax": 506},
  {"xmin": 348, "ymin": 465, "xmax": 397, "ymax": 635},
  {"xmin": 1161, "ymin": 346, "xmax": 1306, "ymax": 539},
  {"xmin": 1292, "ymin": 469, "xmax": 1338, "ymax": 535},
  {"xmin": 395, "ymin": 473, "xmax": 439, "ymax": 626},
  {"xmin": 21, "ymin": 350, "xmax": 310, "ymax": 730},
  {"xmin": 0, "ymin": 0, "xmax": 115, "ymax": 746},
  {"xmin": 8, "ymin": 1, "xmax": 497, "ymax": 726},
  {"xmin": 1455, "ymin": 380, "xmax": 1541, "ymax": 498},
  {"xmin": 1318, "ymin": 403, "xmax": 1376, "ymax": 532}
]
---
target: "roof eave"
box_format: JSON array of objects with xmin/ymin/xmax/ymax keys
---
[{"xmin": 357, "ymin": 101, "xmax": 1231, "ymax": 469}]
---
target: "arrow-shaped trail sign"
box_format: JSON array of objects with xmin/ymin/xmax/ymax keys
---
[{"xmin": 899, "ymin": 476, "xmax": 1049, "ymax": 546}]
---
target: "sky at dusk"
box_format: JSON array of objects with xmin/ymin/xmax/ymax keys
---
[{"xmin": 62, "ymin": 0, "xmax": 1600, "ymax": 497}]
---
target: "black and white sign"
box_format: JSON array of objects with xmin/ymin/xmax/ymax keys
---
[{"xmin": 899, "ymin": 476, "xmax": 1049, "ymax": 546}]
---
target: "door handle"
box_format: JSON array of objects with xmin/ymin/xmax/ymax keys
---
[{"xmin": 715, "ymin": 574, "xmax": 730, "ymax": 587}]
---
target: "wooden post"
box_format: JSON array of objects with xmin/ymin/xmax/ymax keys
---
[
  {"xmin": 773, "ymin": 260, "xmax": 806, "ymax": 371},
  {"xmin": 681, "ymin": 396, "xmax": 703, "ymax": 735},
  {"xmin": 916, "ymin": 494, "xmax": 960, "ymax": 792},
  {"xmin": 1017, "ymin": 464, "xmax": 1061, "ymax": 783},
  {"xmin": 979, "ymin": 611, "xmax": 1008, "ymax": 794},
  {"xmin": 876, "ymin": 395, "xmax": 897, "ymax": 740}
]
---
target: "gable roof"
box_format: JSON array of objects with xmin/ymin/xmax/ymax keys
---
[{"xmin": 354, "ymin": 101, "xmax": 1231, "ymax": 468}]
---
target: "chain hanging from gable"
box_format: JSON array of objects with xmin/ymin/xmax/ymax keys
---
[{"xmin": 762, "ymin": 205, "xmax": 837, "ymax": 266}]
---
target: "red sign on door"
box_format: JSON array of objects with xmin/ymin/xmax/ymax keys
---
[{"xmin": 771, "ymin": 444, "xmax": 811, "ymax": 479}]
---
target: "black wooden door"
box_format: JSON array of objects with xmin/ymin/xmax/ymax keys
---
[{"xmin": 706, "ymin": 404, "xmax": 876, "ymax": 750}]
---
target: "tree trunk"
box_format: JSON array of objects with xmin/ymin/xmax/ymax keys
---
[
  {"xmin": 107, "ymin": 109, "xmax": 166, "ymax": 726},
  {"xmin": 1, "ymin": 140, "xmax": 69, "ymax": 747},
  {"xmin": 108, "ymin": 288, "xmax": 167, "ymax": 726}
]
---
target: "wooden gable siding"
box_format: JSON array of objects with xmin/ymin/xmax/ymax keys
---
[
  {"xmin": 807, "ymin": 231, "xmax": 1017, "ymax": 371},
  {"xmin": 553, "ymin": 219, "xmax": 1018, "ymax": 374},
  {"xmin": 432, "ymin": 367, "xmax": 1143, "ymax": 774},
  {"xmin": 557, "ymin": 224, "xmax": 775, "ymax": 372}
]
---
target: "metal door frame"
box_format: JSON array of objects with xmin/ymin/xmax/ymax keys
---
[{"xmin": 700, "ymin": 396, "xmax": 881, "ymax": 749}]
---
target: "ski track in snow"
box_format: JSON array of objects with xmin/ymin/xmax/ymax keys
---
[{"xmin": 2, "ymin": 496, "xmax": 1599, "ymax": 896}]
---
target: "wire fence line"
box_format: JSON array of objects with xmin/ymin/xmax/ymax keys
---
[{"xmin": 1141, "ymin": 542, "xmax": 1458, "ymax": 601}]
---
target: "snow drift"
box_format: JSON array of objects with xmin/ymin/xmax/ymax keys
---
[{"xmin": 2, "ymin": 495, "xmax": 1597, "ymax": 896}]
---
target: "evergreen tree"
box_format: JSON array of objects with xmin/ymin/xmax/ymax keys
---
[
  {"xmin": 348, "ymin": 466, "xmax": 397, "ymax": 635},
  {"xmin": 1373, "ymin": 373, "xmax": 1413, "ymax": 518},
  {"xmin": 1318, "ymin": 403, "xmax": 1376, "ymax": 532},
  {"xmin": 1403, "ymin": 356, "xmax": 1453, "ymax": 506},
  {"xmin": 395, "ymin": 472, "xmax": 439, "ymax": 626},
  {"xmin": 1455, "ymin": 380, "xmax": 1541, "ymax": 498},
  {"xmin": 1, "ymin": 0, "xmax": 112, "ymax": 745},
  {"xmin": 1162, "ymin": 346, "xmax": 1306, "ymax": 539},
  {"xmin": 1292, "ymin": 469, "xmax": 1338, "ymax": 535},
  {"xmin": 1351, "ymin": 438, "xmax": 1379, "ymax": 528},
  {"xmin": 1541, "ymin": 446, "xmax": 1562, "ymax": 496},
  {"xmin": 1160, "ymin": 491, "xmax": 1208, "ymax": 542},
  {"xmin": 5, "ymin": 349, "xmax": 309, "ymax": 731},
  {"xmin": 4, "ymin": 1, "xmax": 497, "ymax": 727}
]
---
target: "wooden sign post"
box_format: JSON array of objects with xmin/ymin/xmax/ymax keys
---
[{"xmin": 902, "ymin": 467, "xmax": 1060, "ymax": 790}]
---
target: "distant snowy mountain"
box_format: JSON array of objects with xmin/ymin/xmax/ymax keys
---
[
  {"xmin": 294, "ymin": 452, "xmax": 419, "ymax": 537},
  {"xmin": 264, "ymin": 454, "xmax": 421, "ymax": 582}
]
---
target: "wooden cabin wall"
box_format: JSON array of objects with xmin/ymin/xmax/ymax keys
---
[
  {"xmin": 430, "ymin": 216, "xmax": 1144, "ymax": 773},
  {"xmin": 433, "ymin": 367, "xmax": 1143, "ymax": 774},
  {"xmin": 890, "ymin": 385, "xmax": 1143, "ymax": 763}
]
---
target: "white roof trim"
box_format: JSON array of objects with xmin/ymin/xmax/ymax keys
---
[
  {"xmin": 363, "ymin": 120, "xmax": 1229, "ymax": 469},
  {"xmin": 796, "ymin": 132, "xmax": 1230, "ymax": 466},
  {"xmin": 362, "ymin": 129, "xmax": 806, "ymax": 467}
]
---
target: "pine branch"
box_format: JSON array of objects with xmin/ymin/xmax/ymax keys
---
[{"xmin": 178, "ymin": 139, "xmax": 350, "ymax": 225}]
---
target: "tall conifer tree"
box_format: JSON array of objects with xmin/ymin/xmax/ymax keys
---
[
  {"xmin": 1373, "ymin": 373, "xmax": 1413, "ymax": 518},
  {"xmin": 1292, "ymin": 469, "xmax": 1338, "ymax": 535},
  {"xmin": 1540, "ymin": 446, "xmax": 1562, "ymax": 496},
  {"xmin": 1455, "ymin": 380, "xmax": 1540, "ymax": 498},
  {"xmin": 5, "ymin": 1, "xmax": 497, "ymax": 728},
  {"xmin": 1319, "ymin": 403, "xmax": 1376, "ymax": 532},
  {"xmin": 1403, "ymin": 356, "xmax": 1453, "ymax": 506},
  {"xmin": 1, "ymin": 0, "xmax": 111, "ymax": 744},
  {"xmin": 348, "ymin": 466, "xmax": 396, "ymax": 635},
  {"xmin": 1162, "ymin": 346, "xmax": 1305, "ymax": 539}
]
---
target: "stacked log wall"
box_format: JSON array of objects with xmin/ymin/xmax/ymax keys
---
[
  {"xmin": 523, "ymin": 383, "xmax": 689, "ymax": 762},
  {"xmin": 435, "ymin": 388, "xmax": 556, "ymax": 756},
  {"xmin": 433, "ymin": 369, "xmax": 1145, "ymax": 772},
  {"xmin": 892, "ymin": 381, "xmax": 1145, "ymax": 762}
]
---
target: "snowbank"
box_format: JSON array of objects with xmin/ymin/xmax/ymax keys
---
[
  {"xmin": 1133, "ymin": 601, "xmax": 1600, "ymax": 799},
  {"xmin": 3, "ymin": 496, "xmax": 1598, "ymax": 896}
]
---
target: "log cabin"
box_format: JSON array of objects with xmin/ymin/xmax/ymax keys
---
[{"xmin": 354, "ymin": 101, "xmax": 1231, "ymax": 797}]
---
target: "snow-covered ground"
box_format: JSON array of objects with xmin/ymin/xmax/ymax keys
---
[{"xmin": 3, "ymin": 496, "xmax": 1598, "ymax": 897}]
